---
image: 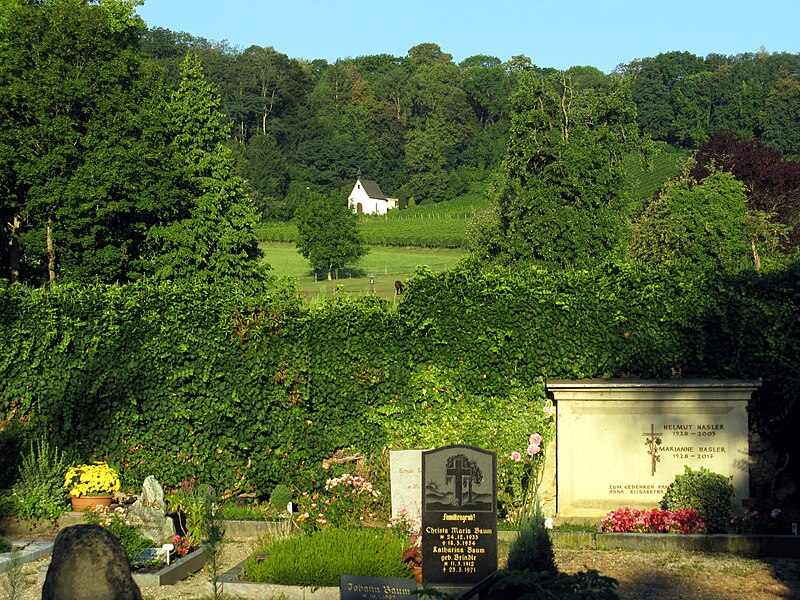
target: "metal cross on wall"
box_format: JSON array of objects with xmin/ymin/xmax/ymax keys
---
[{"xmin": 643, "ymin": 423, "xmax": 663, "ymax": 476}]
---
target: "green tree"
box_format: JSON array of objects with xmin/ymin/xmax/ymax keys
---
[
  {"xmin": 0, "ymin": 0, "xmax": 169, "ymax": 284},
  {"xmin": 146, "ymin": 53, "xmax": 268, "ymax": 283},
  {"xmin": 627, "ymin": 170, "xmax": 786, "ymax": 273},
  {"xmin": 760, "ymin": 73, "xmax": 800, "ymax": 157},
  {"xmin": 484, "ymin": 71, "xmax": 648, "ymax": 267},
  {"xmin": 294, "ymin": 192, "xmax": 368, "ymax": 279},
  {"xmin": 238, "ymin": 133, "xmax": 291, "ymax": 220}
]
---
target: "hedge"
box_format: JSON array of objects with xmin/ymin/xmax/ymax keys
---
[{"xmin": 1, "ymin": 260, "xmax": 798, "ymax": 500}]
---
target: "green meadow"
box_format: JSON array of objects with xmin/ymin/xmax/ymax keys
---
[{"xmin": 262, "ymin": 241, "xmax": 466, "ymax": 301}]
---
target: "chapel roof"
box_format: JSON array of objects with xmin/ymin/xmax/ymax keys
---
[{"xmin": 357, "ymin": 177, "xmax": 386, "ymax": 200}]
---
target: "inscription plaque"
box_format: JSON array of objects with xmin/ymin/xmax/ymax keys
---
[{"xmin": 549, "ymin": 379, "xmax": 758, "ymax": 519}]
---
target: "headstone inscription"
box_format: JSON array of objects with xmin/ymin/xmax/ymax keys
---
[
  {"xmin": 340, "ymin": 574, "xmax": 417, "ymax": 600},
  {"xmin": 126, "ymin": 476, "xmax": 176, "ymax": 544},
  {"xmin": 389, "ymin": 449, "xmax": 424, "ymax": 527},
  {"xmin": 421, "ymin": 445, "xmax": 497, "ymax": 590}
]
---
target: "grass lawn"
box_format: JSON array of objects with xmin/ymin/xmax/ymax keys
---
[{"xmin": 261, "ymin": 241, "xmax": 466, "ymax": 301}]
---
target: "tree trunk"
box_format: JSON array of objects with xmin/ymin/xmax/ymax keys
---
[{"xmin": 47, "ymin": 221, "xmax": 56, "ymax": 283}]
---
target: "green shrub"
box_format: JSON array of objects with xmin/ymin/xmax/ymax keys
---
[
  {"xmin": 662, "ymin": 466, "xmax": 734, "ymax": 533},
  {"xmin": 0, "ymin": 534, "xmax": 11, "ymax": 552},
  {"xmin": 243, "ymin": 527, "xmax": 409, "ymax": 586},
  {"xmin": 506, "ymin": 498, "xmax": 556, "ymax": 574},
  {"xmin": 83, "ymin": 510, "xmax": 156, "ymax": 566},
  {"xmin": 269, "ymin": 484, "xmax": 292, "ymax": 512},
  {"xmin": 10, "ymin": 439, "xmax": 71, "ymax": 521},
  {"xmin": 0, "ymin": 423, "xmax": 27, "ymax": 491}
]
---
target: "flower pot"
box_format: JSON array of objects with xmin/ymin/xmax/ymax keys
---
[{"xmin": 70, "ymin": 494, "xmax": 113, "ymax": 512}]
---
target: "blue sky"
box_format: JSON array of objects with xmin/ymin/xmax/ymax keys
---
[{"xmin": 135, "ymin": 0, "xmax": 800, "ymax": 73}]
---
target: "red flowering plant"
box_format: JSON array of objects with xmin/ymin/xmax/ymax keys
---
[
  {"xmin": 294, "ymin": 473, "xmax": 382, "ymax": 533},
  {"xmin": 600, "ymin": 506, "xmax": 706, "ymax": 534},
  {"xmin": 171, "ymin": 534, "xmax": 192, "ymax": 557}
]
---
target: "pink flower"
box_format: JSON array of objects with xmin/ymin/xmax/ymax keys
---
[
  {"xmin": 527, "ymin": 443, "xmax": 540, "ymax": 456},
  {"xmin": 543, "ymin": 405, "xmax": 554, "ymax": 417},
  {"xmin": 510, "ymin": 451, "xmax": 522, "ymax": 462},
  {"xmin": 529, "ymin": 433, "xmax": 543, "ymax": 446}
]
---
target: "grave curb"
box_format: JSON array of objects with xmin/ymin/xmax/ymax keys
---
[
  {"xmin": 0, "ymin": 541, "xmax": 54, "ymax": 573},
  {"xmin": 497, "ymin": 530, "xmax": 800, "ymax": 557},
  {"xmin": 216, "ymin": 560, "xmax": 339, "ymax": 599},
  {"xmin": 133, "ymin": 547, "xmax": 207, "ymax": 587}
]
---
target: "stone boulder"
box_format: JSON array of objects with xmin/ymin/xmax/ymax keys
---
[
  {"xmin": 42, "ymin": 524, "xmax": 142, "ymax": 600},
  {"xmin": 126, "ymin": 475, "xmax": 176, "ymax": 543}
]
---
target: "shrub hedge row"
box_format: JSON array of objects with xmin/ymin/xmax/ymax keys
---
[{"xmin": 1, "ymin": 260, "xmax": 798, "ymax": 500}]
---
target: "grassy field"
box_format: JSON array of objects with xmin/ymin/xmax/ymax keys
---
[
  {"xmin": 257, "ymin": 145, "xmax": 689, "ymax": 301},
  {"xmin": 262, "ymin": 241, "xmax": 466, "ymax": 301}
]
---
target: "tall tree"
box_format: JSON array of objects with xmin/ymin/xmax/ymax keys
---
[
  {"xmin": 146, "ymin": 53, "xmax": 267, "ymax": 283},
  {"xmin": 690, "ymin": 133, "xmax": 800, "ymax": 250},
  {"xmin": 482, "ymin": 71, "xmax": 648, "ymax": 267},
  {"xmin": 628, "ymin": 170, "xmax": 786, "ymax": 273},
  {"xmin": 627, "ymin": 51, "xmax": 706, "ymax": 145},
  {"xmin": 0, "ymin": 0, "xmax": 169, "ymax": 284},
  {"xmin": 294, "ymin": 191, "xmax": 367, "ymax": 280}
]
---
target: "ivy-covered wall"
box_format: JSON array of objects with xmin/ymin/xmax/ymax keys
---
[{"xmin": 1, "ymin": 261, "xmax": 798, "ymax": 502}]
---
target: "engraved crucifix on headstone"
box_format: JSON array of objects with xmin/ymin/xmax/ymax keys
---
[
  {"xmin": 643, "ymin": 423, "xmax": 663, "ymax": 476},
  {"xmin": 445, "ymin": 454, "xmax": 481, "ymax": 506}
]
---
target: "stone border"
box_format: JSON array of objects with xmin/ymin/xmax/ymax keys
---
[
  {"xmin": 222, "ymin": 517, "xmax": 294, "ymax": 541},
  {"xmin": 133, "ymin": 547, "xmax": 207, "ymax": 587},
  {"xmin": 497, "ymin": 531, "xmax": 800, "ymax": 558},
  {"xmin": 0, "ymin": 541, "xmax": 54, "ymax": 573},
  {"xmin": 216, "ymin": 560, "xmax": 339, "ymax": 599}
]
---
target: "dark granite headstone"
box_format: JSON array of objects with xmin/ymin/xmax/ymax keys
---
[
  {"xmin": 421, "ymin": 444, "xmax": 497, "ymax": 589},
  {"xmin": 340, "ymin": 574, "xmax": 417, "ymax": 599}
]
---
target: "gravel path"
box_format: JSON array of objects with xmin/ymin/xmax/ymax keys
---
[{"xmin": 2, "ymin": 541, "xmax": 799, "ymax": 599}]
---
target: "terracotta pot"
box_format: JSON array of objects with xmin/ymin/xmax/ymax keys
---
[{"xmin": 70, "ymin": 494, "xmax": 113, "ymax": 512}]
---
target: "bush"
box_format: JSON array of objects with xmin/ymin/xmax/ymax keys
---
[
  {"xmin": 243, "ymin": 527, "xmax": 409, "ymax": 586},
  {"xmin": 506, "ymin": 499, "xmax": 556, "ymax": 574},
  {"xmin": 0, "ymin": 423, "xmax": 27, "ymax": 491},
  {"xmin": 269, "ymin": 484, "xmax": 292, "ymax": 512},
  {"xmin": 84, "ymin": 508, "xmax": 157, "ymax": 566},
  {"xmin": 10, "ymin": 439, "xmax": 71, "ymax": 521},
  {"xmin": 662, "ymin": 466, "xmax": 734, "ymax": 533}
]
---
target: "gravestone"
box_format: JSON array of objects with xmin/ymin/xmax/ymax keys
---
[
  {"xmin": 549, "ymin": 379, "xmax": 759, "ymax": 519},
  {"xmin": 421, "ymin": 445, "xmax": 497, "ymax": 592},
  {"xmin": 389, "ymin": 449, "xmax": 425, "ymax": 526},
  {"xmin": 42, "ymin": 524, "xmax": 142, "ymax": 600},
  {"xmin": 340, "ymin": 574, "xmax": 417, "ymax": 599},
  {"xmin": 126, "ymin": 476, "xmax": 176, "ymax": 543}
]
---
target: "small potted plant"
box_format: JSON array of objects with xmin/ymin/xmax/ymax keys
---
[
  {"xmin": 64, "ymin": 462, "xmax": 121, "ymax": 511},
  {"xmin": 402, "ymin": 534, "xmax": 423, "ymax": 583}
]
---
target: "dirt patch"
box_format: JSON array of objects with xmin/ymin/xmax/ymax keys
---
[
  {"xmin": 557, "ymin": 549, "xmax": 800, "ymax": 600},
  {"xmin": 2, "ymin": 542, "xmax": 799, "ymax": 599}
]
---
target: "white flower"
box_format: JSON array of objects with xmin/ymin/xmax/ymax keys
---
[{"xmin": 544, "ymin": 517, "xmax": 554, "ymax": 529}]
